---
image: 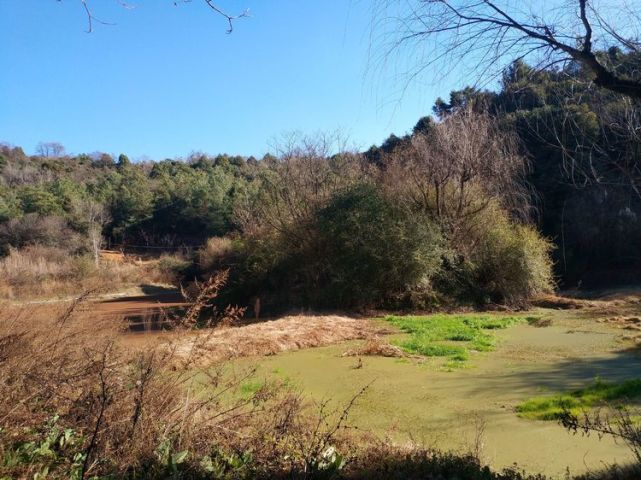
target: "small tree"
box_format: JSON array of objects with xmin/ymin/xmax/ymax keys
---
[
  {"xmin": 382, "ymin": 108, "xmax": 529, "ymax": 234},
  {"xmin": 36, "ymin": 141, "xmax": 65, "ymax": 158},
  {"xmin": 117, "ymin": 153, "xmax": 131, "ymax": 170},
  {"xmin": 84, "ymin": 200, "xmax": 110, "ymax": 267}
]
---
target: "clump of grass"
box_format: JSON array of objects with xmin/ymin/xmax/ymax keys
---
[
  {"xmin": 240, "ymin": 380, "xmax": 265, "ymax": 398},
  {"xmin": 385, "ymin": 314, "xmax": 523, "ymax": 362},
  {"xmin": 516, "ymin": 378, "xmax": 641, "ymax": 420},
  {"xmin": 526, "ymin": 316, "xmax": 552, "ymax": 327}
]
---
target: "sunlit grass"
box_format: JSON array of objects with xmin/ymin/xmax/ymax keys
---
[
  {"xmin": 517, "ymin": 378, "xmax": 641, "ymax": 420},
  {"xmin": 384, "ymin": 314, "xmax": 525, "ymax": 363}
]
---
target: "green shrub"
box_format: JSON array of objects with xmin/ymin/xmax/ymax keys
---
[
  {"xmin": 198, "ymin": 237, "xmax": 236, "ymax": 271},
  {"xmin": 458, "ymin": 206, "xmax": 555, "ymax": 306},
  {"xmin": 219, "ymin": 184, "xmax": 445, "ymax": 311},
  {"xmin": 157, "ymin": 254, "xmax": 192, "ymax": 282},
  {"xmin": 314, "ymin": 184, "xmax": 444, "ymax": 308}
]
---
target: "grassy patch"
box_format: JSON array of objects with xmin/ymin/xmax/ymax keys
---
[
  {"xmin": 239, "ymin": 380, "xmax": 264, "ymax": 398},
  {"xmin": 385, "ymin": 314, "xmax": 524, "ymax": 362},
  {"xmin": 516, "ymin": 378, "xmax": 641, "ymax": 420}
]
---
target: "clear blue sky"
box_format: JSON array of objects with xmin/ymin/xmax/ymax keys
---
[{"xmin": 0, "ymin": 0, "xmax": 460, "ymax": 159}]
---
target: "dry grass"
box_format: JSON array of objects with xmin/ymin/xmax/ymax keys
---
[
  {"xmin": 0, "ymin": 291, "xmax": 366, "ymax": 479},
  {"xmin": 533, "ymin": 289, "xmax": 641, "ymax": 319},
  {"xmin": 599, "ymin": 316, "xmax": 641, "ymax": 330},
  {"xmin": 197, "ymin": 236, "xmax": 235, "ymax": 271},
  {"xmin": 342, "ymin": 338, "xmax": 406, "ymax": 358},
  {"xmin": 0, "ymin": 246, "xmax": 173, "ymax": 300},
  {"xmin": 598, "ymin": 316, "xmax": 641, "ymax": 345},
  {"xmin": 531, "ymin": 294, "xmax": 603, "ymax": 310},
  {"xmin": 173, "ymin": 315, "xmax": 381, "ymax": 365}
]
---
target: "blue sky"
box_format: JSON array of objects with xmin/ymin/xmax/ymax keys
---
[{"xmin": 0, "ymin": 0, "xmax": 461, "ymax": 159}]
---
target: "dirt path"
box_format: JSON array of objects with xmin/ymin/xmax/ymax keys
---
[{"xmin": 3, "ymin": 286, "xmax": 187, "ymax": 337}]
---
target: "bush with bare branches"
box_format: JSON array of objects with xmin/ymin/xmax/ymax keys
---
[
  {"xmin": 381, "ymin": 108, "xmax": 530, "ymax": 231},
  {"xmin": 0, "ymin": 290, "xmax": 359, "ymax": 479}
]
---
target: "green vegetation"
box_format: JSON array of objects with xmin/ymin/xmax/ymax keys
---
[
  {"xmin": 239, "ymin": 380, "xmax": 265, "ymax": 399},
  {"xmin": 385, "ymin": 314, "xmax": 524, "ymax": 362},
  {"xmin": 422, "ymin": 57, "xmax": 641, "ymax": 289},
  {"xmin": 3, "ymin": 54, "xmax": 641, "ymax": 303},
  {"xmin": 517, "ymin": 379, "xmax": 641, "ymax": 420},
  {"xmin": 0, "ymin": 131, "xmax": 555, "ymax": 308}
]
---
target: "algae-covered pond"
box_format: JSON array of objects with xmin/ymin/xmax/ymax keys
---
[{"xmin": 230, "ymin": 309, "xmax": 641, "ymax": 477}]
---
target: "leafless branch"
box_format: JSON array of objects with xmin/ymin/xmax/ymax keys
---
[
  {"xmin": 376, "ymin": 0, "xmax": 641, "ymax": 100},
  {"xmin": 61, "ymin": 0, "xmax": 249, "ymax": 33},
  {"xmin": 202, "ymin": 0, "xmax": 250, "ymax": 33}
]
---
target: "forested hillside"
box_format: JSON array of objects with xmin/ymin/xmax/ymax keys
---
[
  {"xmin": 0, "ymin": 148, "xmax": 251, "ymax": 250},
  {"xmin": 0, "ymin": 114, "xmax": 553, "ymax": 310},
  {"xmin": 369, "ymin": 53, "xmax": 641, "ymax": 288},
  {"xmin": 2, "ymin": 55, "xmax": 640, "ymax": 306}
]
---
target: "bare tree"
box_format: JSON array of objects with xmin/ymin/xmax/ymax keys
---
[
  {"xmin": 382, "ymin": 107, "xmax": 529, "ymax": 229},
  {"xmin": 61, "ymin": 0, "xmax": 249, "ymax": 33},
  {"xmin": 84, "ymin": 200, "xmax": 110, "ymax": 267},
  {"xmin": 36, "ymin": 141, "xmax": 66, "ymax": 158},
  {"xmin": 235, "ymin": 132, "xmax": 368, "ymax": 239},
  {"xmin": 516, "ymin": 83, "xmax": 641, "ymax": 195},
  {"xmin": 379, "ymin": 0, "xmax": 641, "ymax": 100}
]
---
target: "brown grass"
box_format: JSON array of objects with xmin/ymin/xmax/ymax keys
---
[
  {"xmin": 173, "ymin": 315, "xmax": 381, "ymax": 365},
  {"xmin": 342, "ymin": 338, "xmax": 406, "ymax": 358},
  {"xmin": 598, "ymin": 316, "xmax": 641, "ymax": 345},
  {"xmin": 0, "ymin": 293, "xmax": 367, "ymax": 479},
  {"xmin": 531, "ymin": 294, "xmax": 602, "ymax": 310},
  {"xmin": 599, "ymin": 316, "xmax": 641, "ymax": 330},
  {"xmin": 0, "ymin": 246, "xmax": 174, "ymax": 300}
]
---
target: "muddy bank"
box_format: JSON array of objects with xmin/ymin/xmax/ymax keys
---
[{"xmin": 95, "ymin": 288, "xmax": 187, "ymax": 332}]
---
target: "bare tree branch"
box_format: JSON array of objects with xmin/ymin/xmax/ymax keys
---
[
  {"xmin": 58, "ymin": 0, "xmax": 249, "ymax": 33},
  {"xmin": 202, "ymin": 0, "xmax": 250, "ymax": 34},
  {"xmin": 378, "ymin": 0, "xmax": 641, "ymax": 100}
]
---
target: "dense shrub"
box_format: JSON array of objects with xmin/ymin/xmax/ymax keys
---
[
  {"xmin": 0, "ymin": 214, "xmax": 83, "ymax": 254},
  {"xmin": 157, "ymin": 253, "xmax": 193, "ymax": 282},
  {"xmin": 216, "ymin": 184, "xmax": 445, "ymax": 311},
  {"xmin": 313, "ymin": 184, "xmax": 444, "ymax": 308},
  {"xmin": 194, "ymin": 126, "xmax": 555, "ymax": 312},
  {"xmin": 469, "ymin": 208, "xmax": 555, "ymax": 305},
  {"xmin": 198, "ymin": 237, "xmax": 236, "ymax": 271}
]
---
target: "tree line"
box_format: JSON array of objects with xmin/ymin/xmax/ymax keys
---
[{"xmin": 2, "ymin": 54, "xmax": 640, "ymax": 308}]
